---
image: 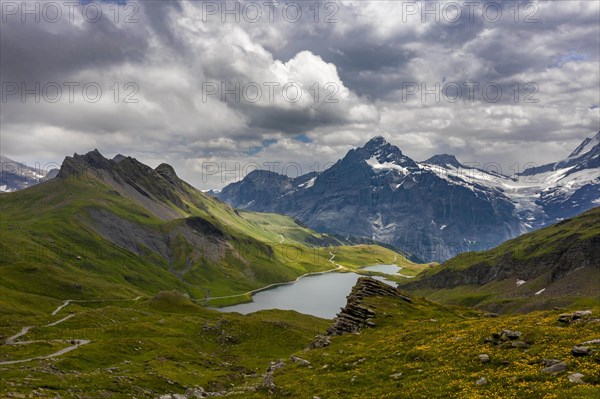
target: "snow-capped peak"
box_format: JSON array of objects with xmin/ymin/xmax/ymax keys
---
[
  {"xmin": 568, "ymin": 131, "xmax": 599, "ymax": 158},
  {"xmin": 357, "ymin": 137, "xmax": 418, "ymax": 171}
]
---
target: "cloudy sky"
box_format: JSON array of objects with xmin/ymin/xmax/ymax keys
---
[{"xmin": 1, "ymin": 0, "xmax": 599, "ymax": 189}]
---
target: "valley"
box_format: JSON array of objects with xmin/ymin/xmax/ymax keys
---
[{"xmin": 0, "ymin": 150, "xmax": 598, "ymax": 399}]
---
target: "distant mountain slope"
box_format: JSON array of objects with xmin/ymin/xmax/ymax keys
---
[
  {"xmin": 217, "ymin": 132, "xmax": 600, "ymax": 262},
  {"xmin": 0, "ymin": 150, "xmax": 405, "ymax": 314},
  {"xmin": 405, "ymin": 207, "xmax": 600, "ymax": 311},
  {"xmin": 0, "ymin": 155, "xmax": 58, "ymax": 192}
]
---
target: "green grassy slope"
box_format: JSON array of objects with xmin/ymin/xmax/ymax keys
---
[
  {"xmin": 0, "ymin": 150, "xmax": 407, "ymax": 319},
  {"xmin": 232, "ymin": 293, "xmax": 600, "ymax": 399},
  {"xmin": 403, "ymin": 207, "xmax": 600, "ymax": 311},
  {"xmin": 0, "ymin": 291, "xmax": 331, "ymax": 398}
]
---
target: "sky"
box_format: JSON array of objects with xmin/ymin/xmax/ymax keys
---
[{"xmin": 1, "ymin": 0, "xmax": 599, "ymax": 189}]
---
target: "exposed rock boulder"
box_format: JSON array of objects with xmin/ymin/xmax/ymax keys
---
[
  {"xmin": 571, "ymin": 346, "xmax": 592, "ymax": 357},
  {"xmin": 478, "ymin": 354, "xmax": 491, "ymax": 363},
  {"xmin": 308, "ymin": 334, "xmax": 331, "ymax": 349},
  {"xmin": 267, "ymin": 359, "xmax": 286, "ymax": 373},
  {"xmin": 580, "ymin": 338, "xmax": 600, "ymax": 345},
  {"xmin": 542, "ymin": 362, "xmax": 568, "ymax": 374},
  {"xmin": 290, "ymin": 355, "xmax": 310, "ymax": 366},
  {"xmin": 558, "ymin": 310, "xmax": 593, "ymax": 324},
  {"xmin": 568, "ymin": 373, "xmax": 585, "ymax": 384},
  {"xmin": 500, "ymin": 330, "xmax": 522, "ymax": 340},
  {"xmin": 260, "ymin": 359, "xmax": 286, "ymax": 392},
  {"xmin": 184, "ymin": 387, "xmax": 206, "ymax": 398},
  {"xmin": 485, "ymin": 329, "xmax": 529, "ymax": 349}
]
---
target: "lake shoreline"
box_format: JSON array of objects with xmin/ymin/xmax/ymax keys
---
[{"xmin": 211, "ymin": 264, "xmax": 402, "ymax": 318}]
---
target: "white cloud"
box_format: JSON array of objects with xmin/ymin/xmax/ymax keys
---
[{"xmin": 1, "ymin": 0, "xmax": 598, "ymax": 190}]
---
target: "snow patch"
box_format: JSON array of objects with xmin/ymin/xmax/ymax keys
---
[
  {"xmin": 366, "ymin": 156, "xmax": 410, "ymax": 175},
  {"xmin": 299, "ymin": 176, "xmax": 316, "ymax": 189}
]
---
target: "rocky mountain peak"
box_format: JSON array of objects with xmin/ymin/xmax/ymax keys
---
[
  {"xmin": 568, "ymin": 131, "xmax": 599, "ymax": 158},
  {"xmin": 425, "ymin": 154, "xmax": 464, "ymax": 169},
  {"xmin": 360, "ymin": 136, "xmax": 396, "ymax": 156},
  {"xmin": 58, "ymin": 149, "xmax": 114, "ymax": 178},
  {"xmin": 155, "ymin": 163, "xmax": 179, "ymax": 183},
  {"xmin": 113, "ymin": 154, "xmax": 127, "ymax": 163},
  {"xmin": 364, "ymin": 135, "xmax": 388, "ymax": 148},
  {"xmin": 354, "ymin": 136, "xmax": 417, "ymax": 169}
]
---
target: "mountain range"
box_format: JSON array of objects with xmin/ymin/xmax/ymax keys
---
[
  {"xmin": 0, "ymin": 155, "xmax": 58, "ymax": 192},
  {"xmin": 217, "ymin": 132, "xmax": 600, "ymax": 262}
]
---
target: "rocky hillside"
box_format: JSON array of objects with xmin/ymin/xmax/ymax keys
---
[
  {"xmin": 217, "ymin": 132, "xmax": 600, "ymax": 262},
  {"xmin": 404, "ymin": 207, "xmax": 600, "ymax": 311}
]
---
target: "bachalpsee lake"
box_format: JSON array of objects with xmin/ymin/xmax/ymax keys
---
[{"xmin": 215, "ymin": 264, "xmax": 403, "ymax": 319}]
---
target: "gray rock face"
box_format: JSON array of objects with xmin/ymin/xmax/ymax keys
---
[
  {"xmin": 501, "ymin": 330, "xmax": 522, "ymax": 340},
  {"xmin": 580, "ymin": 338, "xmax": 600, "ymax": 345},
  {"xmin": 541, "ymin": 359, "xmax": 561, "ymax": 366},
  {"xmin": 217, "ymin": 133, "xmax": 600, "ymax": 262},
  {"xmin": 184, "ymin": 387, "xmax": 206, "ymax": 398}
]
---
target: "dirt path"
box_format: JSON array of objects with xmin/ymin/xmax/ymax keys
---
[
  {"xmin": 0, "ymin": 339, "xmax": 91, "ymax": 366},
  {"xmin": 5, "ymin": 326, "xmax": 32, "ymax": 345},
  {"xmin": 3, "ymin": 296, "xmax": 143, "ymax": 365},
  {"xmin": 51, "ymin": 300, "xmax": 72, "ymax": 315},
  {"xmin": 51, "ymin": 296, "xmax": 143, "ymax": 316},
  {"xmin": 44, "ymin": 314, "xmax": 74, "ymax": 327}
]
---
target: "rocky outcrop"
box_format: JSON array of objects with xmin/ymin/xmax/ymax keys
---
[
  {"xmin": 484, "ymin": 329, "xmax": 530, "ymax": 349},
  {"xmin": 316, "ymin": 277, "xmax": 412, "ymax": 340}
]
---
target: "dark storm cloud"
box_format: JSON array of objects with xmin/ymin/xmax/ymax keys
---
[
  {"xmin": 0, "ymin": 0, "xmax": 598, "ymax": 189},
  {"xmin": 0, "ymin": 5, "xmax": 148, "ymax": 83}
]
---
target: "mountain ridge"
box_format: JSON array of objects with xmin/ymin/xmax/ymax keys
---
[
  {"xmin": 217, "ymin": 132, "xmax": 600, "ymax": 262},
  {"xmin": 404, "ymin": 206, "xmax": 600, "ymax": 312}
]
